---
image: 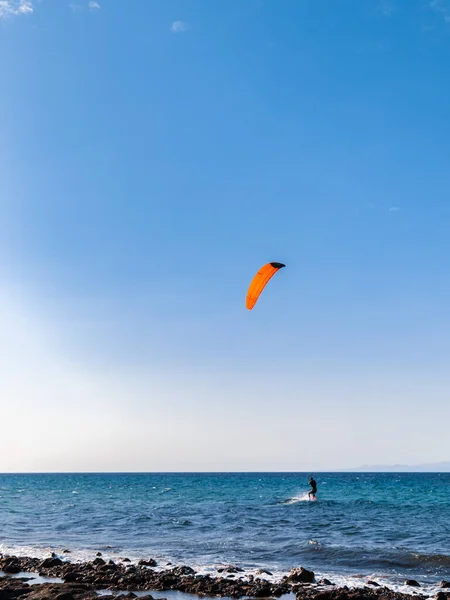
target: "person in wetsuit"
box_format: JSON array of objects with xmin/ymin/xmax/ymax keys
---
[{"xmin": 308, "ymin": 476, "xmax": 317, "ymax": 499}]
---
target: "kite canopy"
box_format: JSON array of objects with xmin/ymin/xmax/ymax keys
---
[{"xmin": 246, "ymin": 262, "xmax": 285, "ymax": 310}]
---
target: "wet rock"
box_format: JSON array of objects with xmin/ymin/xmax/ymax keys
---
[
  {"xmin": 54, "ymin": 593, "xmax": 75, "ymax": 600},
  {"xmin": 2, "ymin": 562, "xmax": 22, "ymax": 574},
  {"xmin": 441, "ymin": 583, "xmax": 450, "ymax": 589},
  {"xmin": 40, "ymin": 584, "xmax": 95, "ymax": 600},
  {"xmin": 100, "ymin": 563, "xmax": 117, "ymax": 571},
  {"xmin": 256, "ymin": 570, "xmax": 273, "ymax": 577},
  {"xmin": 96, "ymin": 553, "xmax": 102, "ymax": 557},
  {"xmin": 139, "ymin": 559, "xmax": 157, "ymax": 568},
  {"xmin": 218, "ymin": 565, "xmax": 245, "ymax": 574},
  {"xmin": 122, "ymin": 558, "xmax": 131, "ymax": 563},
  {"xmin": 63, "ymin": 572, "xmax": 80, "ymax": 583},
  {"xmin": 272, "ymin": 585, "xmax": 290, "ymax": 598},
  {"xmin": 435, "ymin": 593, "xmax": 449, "ymax": 600},
  {"xmin": 41, "ymin": 557, "xmax": 64, "ymax": 568},
  {"xmin": 318, "ymin": 579, "xmax": 334, "ymax": 586},
  {"xmin": 404, "ymin": 580, "xmax": 420, "ymax": 587},
  {"xmin": 287, "ymin": 567, "xmax": 316, "ymax": 584},
  {"xmin": 91, "ymin": 558, "xmax": 105, "ymax": 567},
  {"xmin": 307, "ymin": 593, "xmax": 332, "ymax": 600},
  {"xmin": 0, "ymin": 581, "xmax": 98, "ymax": 600},
  {"xmin": 0, "ymin": 578, "xmax": 31, "ymax": 600},
  {"xmin": 367, "ymin": 581, "xmax": 380, "ymax": 587},
  {"xmin": 3, "ymin": 564, "xmax": 22, "ymax": 575},
  {"xmin": 253, "ymin": 583, "xmax": 272, "ymax": 597},
  {"xmin": 170, "ymin": 565, "xmax": 196, "ymax": 577},
  {"xmin": 62, "ymin": 550, "xmax": 71, "ymax": 554}
]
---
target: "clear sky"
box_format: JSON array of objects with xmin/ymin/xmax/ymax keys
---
[{"xmin": 1, "ymin": 0, "xmax": 450, "ymax": 472}]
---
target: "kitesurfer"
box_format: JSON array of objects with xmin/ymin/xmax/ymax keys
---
[{"xmin": 308, "ymin": 476, "xmax": 317, "ymax": 499}]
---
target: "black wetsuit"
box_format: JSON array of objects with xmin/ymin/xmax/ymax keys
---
[{"xmin": 309, "ymin": 479, "xmax": 317, "ymax": 497}]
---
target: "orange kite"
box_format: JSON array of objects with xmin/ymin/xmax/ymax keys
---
[{"xmin": 246, "ymin": 262, "xmax": 285, "ymax": 310}]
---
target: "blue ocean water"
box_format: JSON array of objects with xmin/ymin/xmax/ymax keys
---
[{"xmin": 0, "ymin": 473, "xmax": 449, "ymax": 588}]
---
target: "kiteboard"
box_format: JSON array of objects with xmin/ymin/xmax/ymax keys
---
[{"xmin": 282, "ymin": 493, "xmax": 317, "ymax": 504}]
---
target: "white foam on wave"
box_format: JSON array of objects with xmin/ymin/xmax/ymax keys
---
[
  {"xmin": 284, "ymin": 492, "xmax": 315, "ymax": 504},
  {"xmin": 316, "ymin": 571, "xmax": 442, "ymax": 597},
  {"xmin": 0, "ymin": 543, "xmax": 55, "ymax": 561},
  {"xmin": 0, "ymin": 543, "xmax": 166, "ymax": 567}
]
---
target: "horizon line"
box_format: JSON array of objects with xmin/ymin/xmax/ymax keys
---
[{"xmin": 1, "ymin": 468, "xmax": 450, "ymax": 475}]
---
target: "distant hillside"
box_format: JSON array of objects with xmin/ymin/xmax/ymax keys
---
[{"xmin": 343, "ymin": 462, "xmax": 450, "ymax": 472}]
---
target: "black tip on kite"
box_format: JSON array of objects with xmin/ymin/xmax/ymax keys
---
[{"xmin": 270, "ymin": 262, "xmax": 285, "ymax": 269}]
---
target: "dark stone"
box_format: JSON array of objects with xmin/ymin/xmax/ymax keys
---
[
  {"xmin": 256, "ymin": 569, "xmax": 273, "ymax": 576},
  {"xmin": 441, "ymin": 582, "xmax": 450, "ymax": 589},
  {"xmin": 405, "ymin": 579, "xmax": 420, "ymax": 587},
  {"xmin": 170, "ymin": 566, "xmax": 196, "ymax": 577},
  {"xmin": 3, "ymin": 564, "xmax": 22, "ymax": 574},
  {"xmin": 122, "ymin": 558, "xmax": 131, "ymax": 563},
  {"xmin": 306, "ymin": 593, "xmax": 332, "ymax": 600},
  {"xmin": 40, "ymin": 557, "xmax": 64, "ymax": 568},
  {"xmin": 318, "ymin": 579, "xmax": 333, "ymax": 586},
  {"xmin": 217, "ymin": 565, "xmax": 244, "ymax": 574},
  {"xmin": 96, "ymin": 553, "xmax": 102, "ymax": 557},
  {"xmin": 0, "ymin": 580, "xmax": 31, "ymax": 600},
  {"xmin": 92, "ymin": 558, "xmax": 105, "ymax": 567},
  {"xmin": 139, "ymin": 559, "xmax": 157, "ymax": 568},
  {"xmin": 99, "ymin": 563, "xmax": 117, "ymax": 572},
  {"xmin": 0, "ymin": 582, "xmax": 96, "ymax": 600},
  {"xmin": 0, "ymin": 557, "xmax": 22, "ymax": 574},
  {"xmin": 367, "ymin": 581, "xmax": 380, "ymax": 587},
  {"xmin": 63, "ymin": 572, "xmax": 80, "ymax": 583},
  {"xmin": 287, "ymin": 567, "xmax": 315, "ymax": 584},
  {"xmin": 253, "ymin": 583, "xmax": 272, "ymax": 597},
  {"xmin": 63, "ymin": 550, "xmax": 71, "ymax": 554}
]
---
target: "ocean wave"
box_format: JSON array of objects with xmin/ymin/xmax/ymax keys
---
[{"xmin": 302, "ymin": 542, "xmax": 450, "ymax": 572}]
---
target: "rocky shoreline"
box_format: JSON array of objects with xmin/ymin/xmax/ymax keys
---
[{"xmin": 0, "ymin": 554, "xmax": 448, "ymax": 600}]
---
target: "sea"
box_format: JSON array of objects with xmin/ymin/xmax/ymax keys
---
[{"xmin": 0, "ymin": 472, "xmax": 449, "ymax": 595}]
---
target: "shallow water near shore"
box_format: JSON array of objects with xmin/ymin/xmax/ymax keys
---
[{"xmin": 0, "ymin": 473, "xmax": 449, "ymax": 591}]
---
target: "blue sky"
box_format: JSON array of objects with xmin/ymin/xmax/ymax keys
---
[{"xmin": 1, "ymin": 0, "xmax": 450, "ymax": 471}]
